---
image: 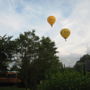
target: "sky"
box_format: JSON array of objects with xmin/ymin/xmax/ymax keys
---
[{"xmin": 0, "ymin": 0, "xmax": 90, "ymax": 67}]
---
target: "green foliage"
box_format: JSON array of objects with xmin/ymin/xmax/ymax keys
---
[
  {"xmin": 15, "ymin": 31, "xmax": 62, "ymax": 90},
  {"xmin": 2, "ymin": 30, "xmax": 90, "ymax": 90},
  {"xmin": 37, "ymin": 71, "xmax": 90, "ymax": 90},
  {"xmin": 28, "ymin": 37, "xmax": 63, "ymax": 90},
  {"xmin": 0, "ymin": 35, "xmax": 17, "ymax": 72},
  {"xmin": 74, "ymin": 54, "xmax": 90, "ymax": 74},
  {"xmin": 15, "ymin": 30, "xmax": 40, "ymax": 90},
  {"xmin": 38, "ymin": 37, "xmax": 63, "ymax": 79}
]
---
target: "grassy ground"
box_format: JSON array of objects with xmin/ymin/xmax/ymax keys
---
[{"xmin": 0, "ymin": 87, "xmax": 26, "ymax": 90}]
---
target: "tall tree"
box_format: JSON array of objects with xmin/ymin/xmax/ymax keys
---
[
  {"xmin": 15, "ymin": 30, "xmax": 40, "ymax": 90},
  {"xmin": 39, "ymin": 37, "xmax": 62, "ymax": 77},
  {"xmin": 28, "ymin": 37, "xmax": 63, "ymax": 90},
  {"xmin": 15, "ymin": 31, "xmax": 63, "ymax": 90}
]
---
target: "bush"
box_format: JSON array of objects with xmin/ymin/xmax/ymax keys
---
[{"xmin": 37, "ymin": 71, "xmax": 90, "ymax": 90}]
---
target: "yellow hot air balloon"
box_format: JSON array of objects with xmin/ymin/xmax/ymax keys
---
[
  {"xmin": 47, "ymin": 16, "xmax": 56, "ymax": 27},
  {"xmin": 60, "ymin": 28, "xmax": 71, "ymax": 41}
]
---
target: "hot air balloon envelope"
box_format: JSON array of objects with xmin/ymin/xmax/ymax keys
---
[
  {"xmin": 60, "ymin": 28, "xmax": 71, "ymax": 40},
  {"xmin": 47, "ymin": 16, "xmax": 56, "ymax": 27}
]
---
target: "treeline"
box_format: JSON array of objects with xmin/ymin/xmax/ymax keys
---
[
  {"xmin": 0, "ymin": 30, "xmax": 63, "ymax": 90},
  {"xmin": 0, "ymin": 30, "xmax": 90, "ymax": 90}
]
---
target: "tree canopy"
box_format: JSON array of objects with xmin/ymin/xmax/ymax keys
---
[
  {"xmin": 12, "ymin": 30, "xmax": 63, "ymax": 90},
  {"xmin": 74, "ymin": 54, "xmax": 90, "ymax": 74}
]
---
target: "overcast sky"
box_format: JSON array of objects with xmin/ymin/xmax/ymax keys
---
[{"xmin": 0, "ymin": 0, "xmax": 90, "ymax": 67}]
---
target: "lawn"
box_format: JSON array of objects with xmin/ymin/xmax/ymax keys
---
[{"xmin": 0, "ymin": 87, "xmax": 26, "ymax": 90}]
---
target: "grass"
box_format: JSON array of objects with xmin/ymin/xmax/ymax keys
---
[{"xmin": 0, "ymin": 87, "xmax": 26, "ymax": 90}]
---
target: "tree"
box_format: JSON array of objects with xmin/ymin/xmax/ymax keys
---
[
  {"xmin": 15, "ymin": 31, "xmax": 63, "ymax": 90},
  {"xmin": 0, "ymin": 35, "xmax": 16, "ymax": 72},
  {"xmin": 74, "ymin": 54, "xmax": 90, "ymax": 74},
  {"xmin": 39, "ymin": 37, "xmax": 62, "ymax": 78},
  {"xmin": 28, "ymin": 37, "xmax": 63, "ymax": 90},
  {"xmin": 15, "ymin": 30, "xmax": 40, "ymax": 90}
]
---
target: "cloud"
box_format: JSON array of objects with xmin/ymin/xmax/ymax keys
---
[
  {"xmin": 54, "ymin": 0, "xmax": 90, "ymax": 66},
  {"xmin": 0, "ymin": 0, "xmax": 90, "ymax": 66},
  {"xmin": 59, "ymin": 53, "xmax": 82, "ymax": 67}
]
